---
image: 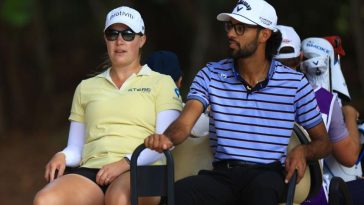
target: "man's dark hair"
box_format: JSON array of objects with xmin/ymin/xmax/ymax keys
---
[{"xmin": 266, "ymin": 30, "xmax": 282, "ymax": 61}]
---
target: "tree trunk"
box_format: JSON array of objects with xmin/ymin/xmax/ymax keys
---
[
  {"xmin": 170, "ymin": 0, "xmax": 212, "ymax": 83},
  {"xmin": 88, "ymin": 0, "xmax": 107, "ymax": 28},
  {"xmin": 31, "ymin": 0, "xmax": 55, "ymax": 131},
  {"xmin": 189, "ymin": 0, "xmax": 211, "ymax": 74},
  {"xmin": 0, "ymin": 57, "xmax": 5, "ymax": 136},
  {"xmin": 0, "ymin": 86, "xmax": 4, "ymax": 136},
  {"xmin": 350, "ymin": 0, "xmax": 364, "ymax": 96},
  {"xmin": 4, "ymin": 36, "xmax": 28, "ymax": 131}
]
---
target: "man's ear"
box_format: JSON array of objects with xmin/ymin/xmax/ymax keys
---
[
  {"xmin": 299, "ymin": 52, "xmax": 303, "ymax": 61},
  {"xmin": 295, "ymin": 52, "xmax": 304, "ymax": 69},
  {"xmin": 259, "ymin": 28, "xmax": 272, "ymax": 43}
]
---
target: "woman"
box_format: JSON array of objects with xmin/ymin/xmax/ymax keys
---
[{"xmin": 33, "ymin": 6, "xmax": 182, "ymax": 205}]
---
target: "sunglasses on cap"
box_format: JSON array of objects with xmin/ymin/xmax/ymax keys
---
[{"xmin": 104, "ymin": 28, "xmax": 142, "ymax": 42}]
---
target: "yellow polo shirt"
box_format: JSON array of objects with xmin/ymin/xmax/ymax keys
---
[{"xmin": 69, "ymin": 65, "xmax": 183, "ymax": 168}]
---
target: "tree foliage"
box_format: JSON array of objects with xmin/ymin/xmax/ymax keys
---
[{"xmin": 1, "ymin": 0, "xmax": 33, "ymax": 28}]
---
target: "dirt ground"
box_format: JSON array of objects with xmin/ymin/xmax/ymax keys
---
[{"xmin": 0, "ymin": 129, "xmax": 67, "ymax": 205}]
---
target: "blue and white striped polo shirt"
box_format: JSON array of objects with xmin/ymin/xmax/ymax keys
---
[{"xmin": 187, "ymin": 58, "xmax": 322, "ymax": 164}]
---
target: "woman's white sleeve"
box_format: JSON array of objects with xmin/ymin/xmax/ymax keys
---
[
  {"xmin": 60, "ymin": 121, "xmax": 85, "ymax": 167},
  {"xmin": 125, "ymin": 110, "xmax": 180, "ymax": 165}
]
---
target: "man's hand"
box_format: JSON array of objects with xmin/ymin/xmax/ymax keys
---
[
  {"xmin": 287, "ymin": 121, "xmax": 330, "ymax": 183},
  {"xmin": 285, "ymin": 145, "xmax": 307, "ymax": 184},
  {"xmin": 144, "ymin": 134, "xmax": 174, "ymax": 153}
]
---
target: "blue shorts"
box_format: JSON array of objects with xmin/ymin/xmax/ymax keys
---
[{"xmin": 65, "ymin": 167, "xmax": 108, "ymax": 193}]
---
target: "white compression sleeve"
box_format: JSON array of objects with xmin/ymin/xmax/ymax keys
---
[
  {"xmin": 125, "ymin": 109, "xmax": 180, "ymax": 165},
  {"xmin": 60, "ymin": 121, "xmax": 85, "ymax": 167},
  {"xmin": 155, "ymin": 110, "xmax": 181, "ymax": 134}
]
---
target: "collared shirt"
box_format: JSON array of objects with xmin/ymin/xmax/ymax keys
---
[
  {"xmin": 187, "ymin": 58, "xmax": 322, "ymax": 164},
  {"xmin": 69, "ymin": 65, "xmax": 183, "ymax": 168}
]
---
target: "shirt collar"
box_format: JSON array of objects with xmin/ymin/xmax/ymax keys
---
[
  {"xmin": 97, "ymin": 64, "xmax": 153, "ymax": 80},
  {"xmin": 231, "ymin": 59, "xmax": 277, "ymax": 81},
  {"xmin": 138, "ymin": 65, "xmax": 153, "ymax": 76},
  {"xmin": 231, "ymin": 59, "xmax": 278, "ymax": 93}
]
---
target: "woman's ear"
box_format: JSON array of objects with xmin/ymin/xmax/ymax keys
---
[
  {"xmin": 104, "ymin": 34, "xmax": 108, "ymax": 44},
  {"xmin": 139, "ymin": 34, "xmax": 147, "ymax": 48}
]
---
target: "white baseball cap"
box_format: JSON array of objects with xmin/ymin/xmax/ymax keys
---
[
  {"xmin": 301, "ymin": 37, "xmax": 350, "ymax": 100},
  {"xmin": 104, "ymin": 6, "xmax": 145, "ymax": 34},
  {"xmin": 301, "ymin": 38, "xmax": 332, "ymax": 58},
  {"xmin": 275, "ymin": 25, "xmax": 301, "ymax": 59},
  {"xmin": 217, "ymin": 0, "xmax": 277, "ymax": 31}
]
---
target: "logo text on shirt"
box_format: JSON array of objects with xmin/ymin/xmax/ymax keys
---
[{"xmin": 128, "ymin": 88, "xmax": 151, "ymax": 93}]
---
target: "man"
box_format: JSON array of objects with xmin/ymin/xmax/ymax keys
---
[
  {"xmin": 275, "ymin": 25, "xmax": 302, "ymax": 69},
  {"xmin": 146, "ymin": 50, "xmax": 183, "ymax": 88},
  {"xmin": 275, "ymin": 25, "xmax": 361, "ymax": 204},
  {"xmin": 145, "ymin": 1, "xmax": 331, "ymax": 204}
]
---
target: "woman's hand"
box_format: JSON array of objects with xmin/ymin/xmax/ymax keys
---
[
  {"xmin": 44, "ymin": 152, "xmax": 66, "ymax": 182},
  {"xmin": 96, "ymin": 159, "xmax": 130, "ymax": 186}
]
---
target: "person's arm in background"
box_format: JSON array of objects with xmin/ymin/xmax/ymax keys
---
[
  {"xmin": 331, "ymin": 104, "xmax": 361, "ymax": 166},
  {"xmin": 286, "ymin": 76, "xmax": 331, "ymax": 184}
]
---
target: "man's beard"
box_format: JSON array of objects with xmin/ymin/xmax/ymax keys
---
[{"xmin": 229, "ymin": 34, "xmax": 259, "ymax": 59}]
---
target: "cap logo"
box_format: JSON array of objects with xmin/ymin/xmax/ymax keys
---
[
  {"xmin": 219, "ymin": 73, "xmax": 227, "ymax": 79},
  {"xmin": 259, "ymin": 17, "xmax": 272, "ymax": 26},
  {"xmin": 110, "ymin": 11, "xmax": 134, "ymax": 21},
  {"xmin": 282, "ymin": 39, "xmax": 291, "ymax": 43},
  {"xmin": 306, "ymin": 41, "xmax": 330, "ymax": 54},
  {"xmin": 236, "ymin": 0, "xmax": 252, "ymax": 11}
]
